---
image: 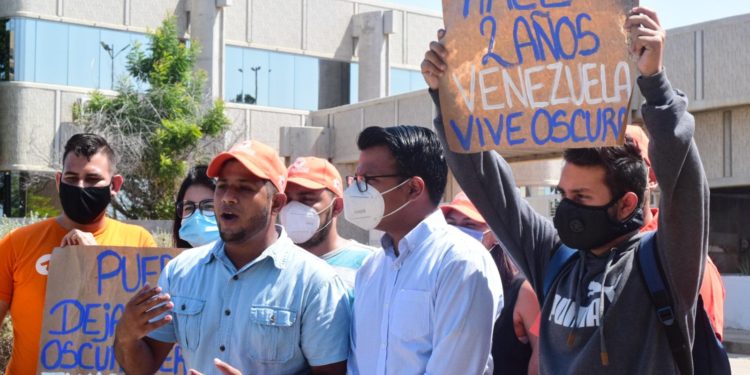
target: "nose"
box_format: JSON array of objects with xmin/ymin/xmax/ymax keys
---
[{"xmin": 219, "ymin": 188, "xmax": 239, "ymax": 205}]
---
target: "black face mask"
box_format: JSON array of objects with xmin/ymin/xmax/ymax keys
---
[
  {"xmin": 553, "ymin": 196, "xmax": 644, "ymax": 250},
  {"xmin": 59, "ymin": 182, "xmax": 112, "ymax": 224}
]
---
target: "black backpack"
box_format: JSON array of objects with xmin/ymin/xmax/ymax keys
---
[{"xmin": 543, "ymin": 231, "xmax": 731, "ymax": 374}]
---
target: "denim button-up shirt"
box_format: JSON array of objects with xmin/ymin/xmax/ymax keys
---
[
  {"xmin": 149, "ymin": 226, "xmax": 351, "ymax": 374},
  {"xmin": 348, "ymin": 211, "xmax": 504, "ymax": 375}
]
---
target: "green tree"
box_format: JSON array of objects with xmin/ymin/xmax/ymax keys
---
[{"xmin": 75, "ymin": 17, "xmax": 229, "ymax": 219}]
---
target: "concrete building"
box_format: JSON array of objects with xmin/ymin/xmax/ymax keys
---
[{"xmin": 1, "ymin": 2, "xmax": 749, "ymax": 272}]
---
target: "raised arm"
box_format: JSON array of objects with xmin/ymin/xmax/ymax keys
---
[
  {"xmin": 628, "ymin": 7, "xmax": 709, "ymax": 311},
  {"xmin": 422, "ymin": 31, "xmax": 560, "ymax": 289}
]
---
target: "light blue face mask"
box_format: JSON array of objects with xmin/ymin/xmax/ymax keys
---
[
  {"xmin": 453, "ymin": 225, "xmax": 484, "ymax": 242},
  {"xmin": 179, "ymin": 212, "xmax": 220, "ymax": 247}
]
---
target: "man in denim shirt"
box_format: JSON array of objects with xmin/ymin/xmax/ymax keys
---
[{"xmin": 114, "ymin": 140, "xmax": 351, "ymax": 375}]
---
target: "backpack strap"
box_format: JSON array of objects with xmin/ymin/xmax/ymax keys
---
[
  {"xmin": 637, "ymin": 231, "xmax": 693, "ymax": 375},
  {"xmin": 542, "ymin": 244, "xmax": 577, "ymax": 300}
]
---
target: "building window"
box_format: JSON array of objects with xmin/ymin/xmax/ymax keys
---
[
  {"xmin": 390, "ymin": 67, "xmax": 427, "ymax": 96},
  {"xmin": 225, "ymin": 46, "xmax": 321, "ymax": 111},
  {"xmin": 347, "ymin": 64, "xmax": 427, "ymax": 104},
  {"xmin": 1, "ymin": 19, "xmax": 14, "ymax": 81},
  {"xmin": 0, "ymin": 17, "xmax": 148, "ymax": 89}
]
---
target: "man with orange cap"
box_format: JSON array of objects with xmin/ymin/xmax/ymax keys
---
[
  {"xmin": 114, "ymin": 140, "xmax": 351, "ymax": 374},
  {"xmin": 627, "ymin": 124, "xmax": 726, "ymax": 340},
  {"xmin": 282, "ymin": 156, "xmax": 373, "ymax": 289}
]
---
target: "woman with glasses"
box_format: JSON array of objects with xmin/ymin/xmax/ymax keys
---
[{"xmin": 173, "ymin": 165, "xmax": 219, "ymax": 248}]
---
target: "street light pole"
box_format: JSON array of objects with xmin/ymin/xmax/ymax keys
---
[
  {"xmin": 251, "ymin": 66, "xmax": 261, "ymax": 104},
  {"xmin": 238, "ymin": 68, "xmax": 245, "ymax": 102},
  {"xmin": 100, "ymin": 42, "xmax": 130, "ymax": 89}
]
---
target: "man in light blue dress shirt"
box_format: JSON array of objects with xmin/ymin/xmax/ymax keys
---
[
  {"xmin": 344, "ymin": 126, "xmax": 503, "ymax": 375},
  {"xmin": 114, "ymin": 140, "xmax": 351, "ymax": 375}
]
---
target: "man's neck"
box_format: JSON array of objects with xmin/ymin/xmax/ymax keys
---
[
  {"xmin": 56, "ymin": 214, "xmax": 107, "ymax": 233},
  {"xmin": 383, "ymin": 206, "xmax": 437, "ymax": 257},
  {"xmin": 305, "ymin": 230, "xmax": 346, "ymax": 258},
  {"xmin": 223, "ymin": 225, "xmax": 279, "ymax": 269},
  {"xmin": 590, "ymin": 230, "xmax": 639, "ymax": 257}
]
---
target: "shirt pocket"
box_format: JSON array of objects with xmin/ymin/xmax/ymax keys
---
[
  {"xmin": 171, "ymin": 296, "xmax": 205, "ymax": 351},
  {"xmin": 247, "ymin": 306, "xmax": 298, "ymax": 363},
  {"xmin": 391, "ymin": 289, "xmax": 431, "ymax": 341}
]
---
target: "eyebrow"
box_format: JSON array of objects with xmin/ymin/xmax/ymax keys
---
[
  {"xmin": 63, "ymin": 172, "xmax": 104, "ymax": 178},
  {"xmin": 556, "ymin": 186, "xmax": 592, "ymax": 194}
]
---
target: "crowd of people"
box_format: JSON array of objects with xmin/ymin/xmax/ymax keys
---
[{"xmin": 0, "ymin": 6, "xmax": 727, "ymax": 375}]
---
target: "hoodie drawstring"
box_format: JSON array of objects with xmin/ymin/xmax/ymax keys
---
[{"xmin": 599, "ymin": 250, "xmax": 617, "ymax": 366}]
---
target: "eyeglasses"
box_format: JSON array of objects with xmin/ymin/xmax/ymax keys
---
[
  {"xmin": 346, "ymin": 174, "xmax": 405, "ymax": 193},
  {"xmin": 176, "ymin": 199, "xmax": 215, "ymax": 218}
]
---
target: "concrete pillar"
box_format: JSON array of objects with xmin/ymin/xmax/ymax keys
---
[
  {"xmin": 189, "ymin": 0, "xmax": 230, "ymax": 100},
  {"xmin": 318, "ymin": 60, "xmax": 350, "ymax": 109},
  {"xmin": 353, "ymin": 11, "xmax": 395, "ymax": 101}
]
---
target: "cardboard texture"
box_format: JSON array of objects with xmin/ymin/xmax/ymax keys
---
[
  {"xmin": 439, "ymin": 0, "xmax": 637, "ymax": 154},
  {"xmin": 37, "ymin": 246, "xmax": 185, "ymax": 375}
]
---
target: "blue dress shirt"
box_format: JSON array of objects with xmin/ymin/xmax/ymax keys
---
[
  {"xmin": 149, "ymin": 226, "xmax": 351, "ymax": 374},
  {"xmin": 348, "ymin": 211, "xmax": 503, "ymax": 375}
]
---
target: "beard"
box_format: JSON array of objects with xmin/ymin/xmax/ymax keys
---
[
  {"xmin": 298, "ymin": 206, "xmax": 334, "ymax": 249},
  {"xmin": 218, "ymin": 202, "xmax": 271, "ymax": 244}
]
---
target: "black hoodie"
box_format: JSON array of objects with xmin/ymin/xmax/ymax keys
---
[{"xmin": 431, "ymin": 70, "xmax": 709, "ymax": 374}]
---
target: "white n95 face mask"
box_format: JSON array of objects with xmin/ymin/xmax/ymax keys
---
[
  {"xmin": 280, "ymin": 200, "xmax": 333, "ymax": 244},
  {"xmin": 343, "ymin": 178, "xmax": 411, "ymax": 231}
]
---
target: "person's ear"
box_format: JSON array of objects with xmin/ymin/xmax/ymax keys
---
[
  {"xmin": 407, "ymin": 177, "xmax": 425, "ymax": 199},
  {"xmin": 270, "ymin": 192, "xmax": 287, "ymax": 214},
  {"xmin": 55, "ymin": 171, "xmax": 62, "ymax": 192},
  {"xmin": 331, "ymin": 196, "xmax": 344, "ymax": 217},
  {"xmin": 617, "ymin": 192, "xmax": 640, "ymax": 221},
  {"xmin": 110, "ymin": 174, "xmax": 124, "ymax": 195}
]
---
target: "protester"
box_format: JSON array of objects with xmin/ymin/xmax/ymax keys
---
[
  {"xmin": 114, "ymin": 140, "xmax": 351, "ymax": 375},
  {"xmin": 440, "ymin": 191, "xmax": 489, "ymax": 242},
  {"xmin": 281, "ymin": 156, "xmax": 373, "ymax": 289},
  {"xmin": 441, "ymin": 191, "xmax": 540, "ymax": 375},
  {"xmin": 422, "ymin": 7, "xmax": 710, "ymax": 374},
  {"xmin": 346, "ymin": 125, "xmax": 503, "ymax": 375},
  {"xmin": 173, "ymin": 165, "xmax": 219, "ymax": 248},
  {"xmin": 0, "ymin": 133, "xmax": 157, "ymax": 375},
  {"xmin": 627, "ymin": 124, "xmax": 726, "ymax": 340}
]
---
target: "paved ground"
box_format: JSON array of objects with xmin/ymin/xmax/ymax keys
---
[{"xmin": 731, "ymin": 354, "xmax": 750, "ymax": 374}]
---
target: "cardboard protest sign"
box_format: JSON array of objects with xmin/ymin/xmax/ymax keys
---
[
  {"xmin": 439, "ymin": 0, "xmax": 637, "ymax": 154},
  {"xmin": 37, "ymin": 246, "xmax": 185, "ymax": 375}
]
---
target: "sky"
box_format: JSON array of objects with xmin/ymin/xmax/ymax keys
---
[{"xmin": 384, "ymin": 0, "xmax": 750, "ymax": 29}]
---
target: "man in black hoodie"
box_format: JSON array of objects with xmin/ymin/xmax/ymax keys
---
[{"xmin": 422, "ymin": 7, "xmax": 708, "ymax": 374}]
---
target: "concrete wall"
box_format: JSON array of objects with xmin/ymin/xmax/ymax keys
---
[
  {"xmin": 223, "ymin": 0, "xmax": 442, "ymax": 69},
  {"xmin": 0, "ymin": 82, "xmax": 91, "ymax": 171},
  {"xmin": 1, "ymin": 0, "xmax": 188, "ymax": 35}
]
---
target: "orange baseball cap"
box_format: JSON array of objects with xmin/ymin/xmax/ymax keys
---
[
  {"xmin": 207, "ymin": 140, "xmax": 287, "ymax": 192},
  {"xmin": 626, "ymin": 124, "xmax": 657, "ymax": 185},
  {"xmin": 440, "ymin": 191, "xmax": 486, "ymax": 224},
  {"xmin": 286, "ymin": 156, "xmax": 344, "ymax": 198}
]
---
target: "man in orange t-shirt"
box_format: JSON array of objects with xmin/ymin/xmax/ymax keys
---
[
  {"xmin": 628, "ymin": 125, "xmax": 726, "ymax": 339},
  {"xmin": 0, "ymin": 133, "xmax": 156, "ymax": 375}
]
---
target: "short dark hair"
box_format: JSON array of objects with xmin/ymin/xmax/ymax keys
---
[
  {"xmin": 563, "ymin": 136, "xmax": 647, "ymax": 206},
  {"xmin": 173, "ymin": 165, "xmax": 216, "ymax": 248},
  {"xmin": 357, "ymin": 125, "xmax": 448, "ymax": 206},
  {"xmin": 62, "ymin": 133, "xmax": 117, "ymax": 171}
]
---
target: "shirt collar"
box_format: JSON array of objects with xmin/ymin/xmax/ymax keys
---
[
  {"xmin": 380, "ymin": 209, "xmax": 446, "ymax": 266},
  {"xmin": 202, "ymin": 225, "xmax": 292, "ymax": 271}
]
